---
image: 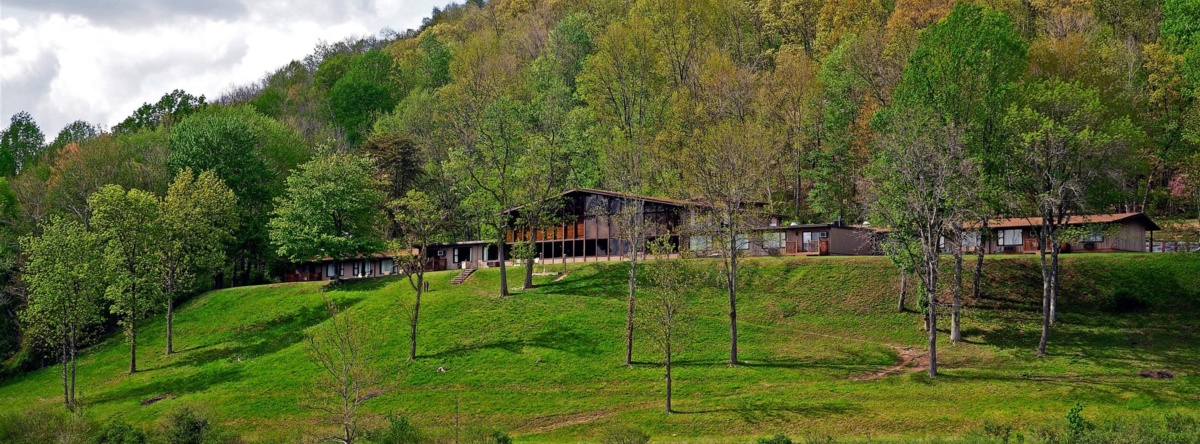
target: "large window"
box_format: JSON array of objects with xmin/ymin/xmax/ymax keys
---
[
  {"xmin": 998, "ymin": 229, "xmax": 1023, "ymax": 246},
  {"xmin": 763, "ymin": 232, "xmax": 785, "ymax": 250},
  {"xmin": 1082, "ymin": 231, "xmax": 1104, "ymax": 243},
  {"xmin": 690, "ymin": 235, "xmax": 711, "ymax": 251},
  {"xmin": 735, "ymin": 234, "xmax": 750, "ymax": 250}
]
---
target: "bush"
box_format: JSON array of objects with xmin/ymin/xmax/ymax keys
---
[
  {"xmin": 91, "ymin": 418, "xmax": 147, "ymax": 444},
  {"xmin": 0, "ymin": 406, "xmax": 94, "ymax": 444},
  {"xmin": 600, "ymin": 426, "xmax": 650, "ymax": 444},
  {"xmin": 164, "ymin": 407, "xmax": 209, "ymax": 444},
  {"xmin": 757, "ymin": 434, "xmax": 794, "ymax": 444},
  {"xmin": 369, "ymin": 414, "xmax": 424, "ymax": 444}
]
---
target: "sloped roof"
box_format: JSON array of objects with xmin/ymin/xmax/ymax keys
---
[
  {"xmin": 498, "ymin": 188, "xmax": 697, "ymax": 215},
  {"xmin": 975, "ymin": 213, "xmax": 1160, "ymax": 231}
]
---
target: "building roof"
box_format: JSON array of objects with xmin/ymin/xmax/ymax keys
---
[
  {"xmin": 975, "ymin": 212, "xmax": 1160, "ymax": 231},
  {"xmin": 497, "ymin": 188, "xmax": 695, "ymax": 215}
]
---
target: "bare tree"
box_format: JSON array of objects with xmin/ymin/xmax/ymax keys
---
[
  {"xmin": 870, "ymin": 108, "xmax": 974, "ymax": 377},
  {"xmin": 303, "ymin": 298, "xmax": 380, "ymax": 444},
  {"xmin": 641, "ymin": 235, "xmax": 697, "ymax": 414}
]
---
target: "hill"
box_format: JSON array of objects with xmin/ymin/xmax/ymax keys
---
[{"xmin": 2, "ymin": 254, "xmax": 1199, "ymax": 442}]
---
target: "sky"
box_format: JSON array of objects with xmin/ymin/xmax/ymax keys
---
[{"xmin": 0, "ymin": 0, "xmax": 445, "ymax": 137}]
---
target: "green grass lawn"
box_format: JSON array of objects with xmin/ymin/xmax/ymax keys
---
[{"xmin": 1, "ymin": 254, "xmax": 1198, "ymax": 442}]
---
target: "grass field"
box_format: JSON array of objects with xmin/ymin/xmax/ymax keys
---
[{"xmin": 1, "ymin": 254, "xmax": 1198, "ymax": 442}]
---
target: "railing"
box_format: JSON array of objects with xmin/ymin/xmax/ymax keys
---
[
  {"xmin": 1147, "ymin": 241, "xmax": 1200, "ymax": 253},
  {"xmin": 284, "ymin": 271, "xmax": 324, "ymax": 282}
]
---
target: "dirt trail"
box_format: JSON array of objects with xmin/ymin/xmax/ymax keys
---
[{"xmin": 851, "ymin": 345, "xmax": 927, "ymax": 380}]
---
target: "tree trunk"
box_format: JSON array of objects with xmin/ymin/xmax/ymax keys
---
[
  {"xmin": 625, "ymin": 253, "xmax": 637, "ymax": 366},
  {"xmin": 973, "ymin": 219, "xmax": 988, "ymax": 300},
  {"xmin": 130, "ymin": 322, "xmax": 138, "ymax": 374},
  {"xmin": 664, "ymin": 339, "xmax": 673, "ymax": 414},
  {"xmin": 61, "ymin": 329, "xmax": 69, "ymax": 407},
  {"xmin": 951, "ymin": 233, "xmax": 964, "ymax": 343},
  {"xmin": 727, "ymin": 227, "xmax": 739, "ymax": 367},
  {"xmin": 898, "ymin": 271, "xmax": 908, "ymax": 312},
  {"xmin": 69, "ymin": 323, "xmax": 78, "ymax": 407},
  {"xmin": 409, "ymin": 274, "xmax": 422, "ymax": 361},
  {"xmin": 1049, "ymin": 243, "xmax": 1061, "ymax": 325},
  {"xmin": 497, "ymin": 233, "xmax": 509, "ymax": 297},
  {"xmin": 166, "ymin": 297, "xmax": 174, "ymax": 354},
  {"xmin": 926, "ymin": 258, "xmax": 938, "ymax": 377},
  {"xmin": 1037, "ymin": 231, "xmax": 1052, "ymax": 357},
  {"xmin": 524, "ymin": 230, "xmax": 536, "ymax": 290}
]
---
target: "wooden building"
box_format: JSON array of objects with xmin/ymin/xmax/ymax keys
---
[{"xmin": 964, "ymin": 212, "xmax": 1159, "ymax": 254}]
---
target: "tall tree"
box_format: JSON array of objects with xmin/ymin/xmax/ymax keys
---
[
  {"xmin": 392, "ymin": 190, "xmax": 446, "ymax": 361},
  {"xmin": 0, "ymin": 111, "xmax": 46, "ymax": 176},
  {"xmin": 90, "ymin": 185, "xmax": 163, "ymax": 374},
  {"xmin": 871, "ymin": 106, "xmax": 974, "ymax": 377},
  {"xmin": 158, "ymin": 169, "xmax": 238, "ymax": 354},
  {"xmin": 48, "ymin": 120, "xmax": 101, "ymax": 151},
  {"xmin": 680, "ymin": 52, "xmax": 779, "ymax": 367},
  {"xmin": 889, "ymin": 2, "xmax": 1028, "ymax": 341},
  {"xmin": 1003, "ymin": 79, "xmax": 1137, "ymax": 357},
  {"xmin": 19, "ymin": 216, "xmax": 105, "ymax": 408},
  {"xmin": 269, "ymin": 153, "xmax": 385, "ymax": 283},
  {"xmin": 169, "ymin": 105, "xmax": 309, "ymax": 286}
]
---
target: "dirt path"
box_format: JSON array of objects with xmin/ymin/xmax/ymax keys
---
[
  {"xmin": 851, "ymin": 345, "xmax": 927, "ymax": 380},
  {"xmin": 519, "ymin": 410, "xmax": 611, "ymax": 434}
]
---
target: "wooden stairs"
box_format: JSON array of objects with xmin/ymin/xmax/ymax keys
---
[{"xmin": 450, "ymin": 268, "xmax": 476, "ymax": 285}]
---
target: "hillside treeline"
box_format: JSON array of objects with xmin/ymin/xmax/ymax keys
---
[{"xmin": 0, "ymin": 0, "xmax": 1197, "ymax": 372}]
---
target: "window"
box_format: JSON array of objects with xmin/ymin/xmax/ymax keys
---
[
  {"xmin": 961, "ymin": 232, "xmax": 981, "ymax": 250},
  {"xmin": 735, "ymin": 234, "xmax": 750, "ymax": 250},
  {"xmin": 382, "ymin": 259, "xmax": 394, "ymax": 274},
  {"xmin": 1082, "ymin": 232, "xmax": 1104, "ymax": 243},
  {"xmin": 998, "ymin": 229, "xmax": 1023, "ymax": 246},
  {"xmin": 690, "ymin": 235, "xmax": 711, "ymax": 251},
  {"xmin": 327, "ymin": 263, "xmax": 336, "ymax": 277},
  {"xmin": 763, "ymin": 232, "xmax": 785, "ymax": 250}
]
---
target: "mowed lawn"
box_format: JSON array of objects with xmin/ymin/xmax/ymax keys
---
[{"xmin": 1, "ymin": 254, "xmax": 1198, "ymax": 442}]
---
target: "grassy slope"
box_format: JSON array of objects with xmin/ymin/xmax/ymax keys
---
[{"xmin": 1, "ymin": 254, "xmax": 1198, "ymax": 442}]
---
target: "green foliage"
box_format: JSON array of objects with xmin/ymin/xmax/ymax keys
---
[
  {"xmin": 89, "ymin": 185, "xmax": 163, "ymax": 371},
  {"xmin": 49, "ymin": 120, "xmax": 101, "ymax": 151},
  {"xmin": 756, "ymin": 434, "xmax": 794, "ymax": 444},
  {"xmin": 330, "ymin": 50, "xmax": 402, "ymax": 146},
  {"xmin": 91, "ymin": 419, "xmax": 147, "ymax": 444},
  {"xmin": 163, "ymin": 407, "xmax": 209, "ymax": 444},
  {"xmin": 269, "ymin": 153, "xmax": 384, "ymax": 265},
  {"xmin": 418, "ymin": 33, "xmax": 452, "ymax": 89},
  {"xmin": 601, "ymin": 426, "xmax": 651, "ymax": 444},
  {"xmin": 0, "ymin": 111, "xmax": 45, "ymax": 176},
  {"xmin": 113, "ymin": 89, "xmax": 206, "ymax": 135},
  {"xmin": 368, "ymin": 414, "xmax": 424, "ymax": 444},
  {"xmin": 0, "ymin": 407, "xmax": 93, "ymax": 444}
]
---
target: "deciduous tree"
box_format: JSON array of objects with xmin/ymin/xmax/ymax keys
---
[
  {"xmin": 19, "ymin": 216, "xmax": 105, "ymax": 407},
  {"xmin": 90, "ymin": 185, "xmax": 163, "ymax": 374}
]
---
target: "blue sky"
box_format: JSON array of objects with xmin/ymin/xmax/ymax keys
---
[{"xmin": 1, "ymin": 0, "xmax": 445, "ymax": 135}]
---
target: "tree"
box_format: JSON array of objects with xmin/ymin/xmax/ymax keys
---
[
  {"xmin": 889, "ymin": 2, "xmax": 1027, "ymax": 342},
  {"xmin": 48, "ymin": 120, "xmax": 101, "ymax": 151},
  {"xmin": 113, "ymin": 89, "xmax": 206, "ymax": 134},
  {"xmin": 19, "ymin": 216, "xmax": 105, "ymax": 408},
  {"xmin": 679, "ymin": 53, "xmax": 779, "ymax": 367},
  {"xmin": 169, "ymin": 105, "xmax": 309, "ymax": 286},
  {"xmin": 89, "ymin": 185, "xmax": 163, "ymax": 374},
  {"xmin": 870, "ymin": 106, "xmax": 974, "ymax": 377},
  {"xmin": 0, "ymin": 111, "xmax": 46, "ymax": 176},
  {"xmin": 392, "ymin": 190, "xmax": 446, "ymax": 361},
  {"xmin": 304, "ymin": 298, "xmax": 379, "ymax": 444},
  {"xmin": 158, "ymin": 169, "xmax": 238, "ymax": 354},
  {"xmin": 269, "ymin": 153, "xmax": 384, "ymax": 283},
  {"xmin": 1003, "ymin": 79, "xmax": 1136, "ymax": 357},
  {"xmin": 641, "ymin": 235, "xmax": 697, "ymax": 414}
]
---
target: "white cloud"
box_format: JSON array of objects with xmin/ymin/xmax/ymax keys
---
[{"xmin": 0, "ymin": 0, "xmax": 445, "ymax": 135}]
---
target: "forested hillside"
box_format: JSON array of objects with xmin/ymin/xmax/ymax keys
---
[{"xmin": 1, "ymin": 0, "xmax": 1198, "ymax": 401}]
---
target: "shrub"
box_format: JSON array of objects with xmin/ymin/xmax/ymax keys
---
[
  {"xmin": 369, "ymin": 414, "xmax": 424, "ymax": 444},
  {"xmin": 757, "ymin": 434, "xmax": 794, "ymax": 444},
  {"xmin": 600, "ymin": 426, "xmax": 650, "ymax": 444},
  {"xmin": 164, "ymin": 407, "xmax": 209, "ymax": 444},
  {"xmin": 91, "ymin": 418, "xmax": 147, "ymax": 444},
  {"xmin": 0, "ymin": 407, "xmax": 94, "ymax": 444}
]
